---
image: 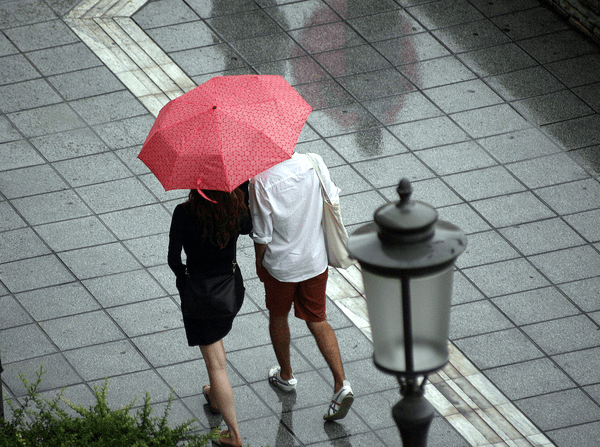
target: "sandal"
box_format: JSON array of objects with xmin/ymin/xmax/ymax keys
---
[{"xmin": 203, "ymin": 385, "xmax": 220, "ymax": 414}]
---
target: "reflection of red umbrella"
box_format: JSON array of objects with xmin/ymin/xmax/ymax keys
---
[{"xmin": 138, "ymin": 75, "xmax": 312, "ymax": 193}]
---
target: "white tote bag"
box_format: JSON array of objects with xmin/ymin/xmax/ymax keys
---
[{"xmin": 305, "ymin": 154, "xmax": 357, "ymax": 269}]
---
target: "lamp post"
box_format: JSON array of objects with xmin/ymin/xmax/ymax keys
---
[{"xmin": 347, "ymin": 178, "xmax": 467, "ymax": 447}]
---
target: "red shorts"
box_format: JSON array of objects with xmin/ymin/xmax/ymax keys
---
[{"xmin": 263, "ymin": 269, "xmax": 328, "ymax": 322}]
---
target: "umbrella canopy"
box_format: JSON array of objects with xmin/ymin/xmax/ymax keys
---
[{"xmin": 138, "ymin": 75, "xmax": 312, "ymax": 192}]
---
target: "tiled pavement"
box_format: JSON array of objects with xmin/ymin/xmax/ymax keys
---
[{"xmin": 1, "ymin": 0, "xmax": 600, "ymax": 446}]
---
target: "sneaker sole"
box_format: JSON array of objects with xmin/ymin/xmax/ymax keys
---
[{"xmin": 324, "ymin": 394, "xmax": 354, "ymax": 421}]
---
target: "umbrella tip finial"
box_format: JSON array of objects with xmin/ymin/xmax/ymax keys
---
[{"xmin": 212, "ymin": 106, "xmax": 217, "ymax": 109}]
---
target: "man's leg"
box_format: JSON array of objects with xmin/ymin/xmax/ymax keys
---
[
  {"xmin": 306, "ymin": 320, "xmax": 345, "ymax": 393},
  {"xmin": 269, "ymin": 313, "xmax": 294, "ymax": 381}
]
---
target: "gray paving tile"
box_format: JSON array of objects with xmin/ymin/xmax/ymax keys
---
[
  {"xmin": 327, "ymin": 0, "xmax": 399, "ymax": 19},
  {"xmin": 485, "ymin": 358, "xmax": 575, "ymax": 400},
  {"xmin": 513, "ymin": 89, "xmax": 595, "ymax": 126},
  {"xmin": 485, "ymin": 66, "xmax": 565, "ymax": 101},
  {"xmin": 327, "ymin": 128, "xmax": 407, "ymax": 163},
  {"xmin": 451, "ymin": 104, "xmax": 531, "ymax": 139},
  {"xmin": 35, "ymin": 216, "xmax": 116, "ymax": 252},
  {"xmin": 106, "ymin": 297, "xmax": 182, "ymax": 338},
  {"xmin": 76, "ymin": 178, "xmax": 156, "ymax": 214},
  {"xmin": 0, "ymin": 164, "xmax": 69, "ymax": 199},
  {"xmin": 374, "ymin": 32, "xmax": 450, "ymax": 66},
  {"xmin": 17, "ymin": 282, "xmax": 100, "ymax": 321},
  {"xmin": 452, "ymin": 271, "xmax": 486, "ymax": 305},
  {"xmin": 169, "ymin": 44, "xmax": 247, "ymax": 77},
  {"xmin": 262, "ymin": 0, "xmax": 337, "ymax": 31},
  {"xmin": 544, "ymin": 114, "xmax": 600, "ymax": 151},
  {"xmin": 462, "ymin": 258, "xmax": 550, "ymax": 297},
  {"xmin": 0, "ymin": 54, "xmax": 40, "ymax": 85},
  {"xmin": 453, "ymin": 328, "xmax": 544, "ymax": 368},
  {"xmin": 518, "ymin": 29, "xmax": 599, "ymax": 64},
  {"xmin": 398, "ymin": 55, "xmax": 476, "ymax": 89},
  {"xmin": 389, "ymin": 116, "xmax": 470, "ymax": 150},
  {"xmin": 573, "ymin": 82, "xmax": 600, "ymax": 113},
  {"xmin": 443, "ymin": 166, "xmax": 526, "ymax": 202},
  {"xmin": 546, "ymin": 53, "xmax": 600, "ymax": 88},
  {"xmin": 437, "ymin": 202, "xmax": 491, "ymax": 234},
  {"xmin": 293, "ymin": 79, "xmax": 353, "ymax": 111},
  {"xmin": 2, "ymin": 353, "xmax": 81, "ymax": 396},
  {"xmin": 547, "ymin": 421, "xmax": 600, "ymax": 447},
  {"xmin": 256, "ymin": 55, "xmax": 329, "ymax": 85},
  {"xmin": 7, "ymin": 103, "xmax": 86, "ymax": 138},
  {"xmin": 293, "ymin": 22, "xmax": 367, "ymax": 54},
  {"xmin": 89, "ymin": 369, "xmax": 173, "ymax": 408},
  {"xmin": 0, "ymin": 227, "xmax": 50, "ymax": 263},
  {"xmin": 4, "ymin": 20, "xmax": 78, "ymax": 53},
  {"xmin": 353, "ymin": 153, "xmax": 434, "ymax": 187},
  {"xmin": 490, "ymin": 6, "xmax": 571, "ymax": 41},
  {"xmin": 364, "ymin": 91, "xmax": 444, "ymax": 126},
  {"xmin": 222, "ymin": 312, "xmax": 271, "ymax": 352},
  {"xmin": 398, "ymin": 177, "xmax": 462, "ymax": 208},
  {"xmin": 315, "ymin": 45, "xmax": 391, "ymax": 78},
  {"xmin": 0, "ymin": 31, "xmax": 18, "ymax": 56},
  {"xmin": 0, "ymin": 78, "xmax": 62, "ymax": 113},
  {"xmin": 515, "ymin": 388, "xmax": 600, "ymax": 431},
  {"xmin": 342, "ymin": 359, "xmax": 397, "ymax": 395},
  {"xmin": 100, "ymin": 204, "xmax": 171, "ymax": 240},
  {"xmin": 0, "ymin": 323, "xmax": 57, "ymax": 363},
  {"xmin": 58, "ymin": 242, "xmax": 142, "ymax": 280},
  {"xmin": 146, "ymin": 20, "xmax": 219, "ymax": 52},
  {"xmin": 53, "ymin": 152, "xmax": 132, "ymax": 188},
  {"xmin": 92, "ymin": 115, "xmax": 155, "ymax": 150},
  {"xmin": 124, "ymin": 233, "xmax": 170, "ymax": 267},
  {"xmin": 0, "ymin": 255, "xmax": 74, "ymax": 293},
  {"xmin": 470, "ymin": 191, "xmax": 556, "ymax": 227},
  {"xmin": 457, "ymin": 230, "xmax": 520, "ymax": 269},
  {"xmin": 232, "ymin": 33, "xmax": 307, "ymax": 65},
  {"xmin": 0, "ymin": 0, "xmax": 56, "ymax": 28},
  {"xmin": 529, "ymin": 245, "xmax": 600, "ymax": 283},
  {"xmin": 70, "ymin": 91, "xmax": 148, "ymax": 126},
  {"xmin": 522, "ymin": 315, "xmax": 600, "ymax": 356},
  {"xmin": 348, "ymin": 9, "xmax": 423, "ymax": 42},
  {"xmin": 450, "ymin": 300, "xmax": 513, "ymax": 339},
  {"xmin": 64, "ymin": 339, "xmax": 149, "ymax": 381},
  {"xmin": 131, "ymin": 328, "xmax": 198, "ymax": 367},
  {"xmin": 478, "ymin": 128, "xmax": 561, "ymax": 163},
  {"xmin": 0, "ymin": 115, "xmax": 21, "ymax": 143},
  {"xmin": 0, "ymin": 295, "xmax": 32, "ymax": 328},
  {"xmin": 133, "ymin": 0, "xmax": 198, "ymax": 29},
  {"xmin": 431, "ymin": 19, "xmax": 511, "ymax": 52},
  {"xmin": 378, "ymin": 416, "xmax": 471, "ymax": 447},
  {"xmin": 306, "ymin": 103, "xmax": 380, "ymax": 137},
  {"xmin": 499, "ymin": 217, "xmax": 586, "ymax": 256},
  {"xmin": 29, "ymin": 127, "xmax": 111, "ymax": 162},
  {"xmin": 507, "ymin": 152, "xmax": 589, "ymax": 189},
  {"xmin": 492, "ymin": 286, "xmax": 579, "ymax": 325},
  {"xmin": 12, "ymin": 189, "xmax": 91, "ymax": 226},
  {"xmin": 40, "ymin": 310, "xmax": 125, "ymax": 351},
  {"xmin": 27, "ymin": 42, "xmax": 102, "ymax": 77},
  {"xmin": 457, "ymin": 42, "xmax": 538, "ymax": 77},
  {"xmin": 468, "ymin": 0, "xmax": 540, "ymax": 17},
  {"xmin": 553, "ymin": 347, "xmax": 600, "ymax": 386},
  {"xmin": 424, "ymin": 79, "xmax": 503, "ymax": 114},
  {"xmin": 407, "ymin": 0, "xmax": 484, "ymax": 29},
  {"xmin": 417, "ymin": 140, "xmax": 497, "ymax": 176},
  {"xmin": 0, "ymin": 139, "xmax": 45, "ymax": 171},
  {"xmin": 48, "ymin": 67, "xmax": 125, "ymax": 101},
  {"xmin": 558, "ymin": 277, "xmax": 600, "ymax": 312},
  {"xmin": 208, "ymin": 9, "xmax": 280, "ymax": 41},
  {"xmin": 341, "ymin": 68, "xmax": 415, "ymax": 101},
  {"xmin": 569, "ymin": 145, "xmax": 600, "ymax": 177}
]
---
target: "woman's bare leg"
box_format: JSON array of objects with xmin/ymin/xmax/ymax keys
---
[{"xmin": 200, "ymin": 340, "xmax": 242, "ymax": 446}]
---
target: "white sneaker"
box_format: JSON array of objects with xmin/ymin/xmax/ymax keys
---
[
  {"xmin": 268, "ymin": 365, "xmax": 297, "ymax": 392},
  {"xmin": 324, "ymin": 380, "xmax": 354, "ymax": 421}
]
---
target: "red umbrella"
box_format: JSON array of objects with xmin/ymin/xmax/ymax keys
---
[{"xmin": 138, "ymin": 75, "xmax": 312, "ymax": 193}]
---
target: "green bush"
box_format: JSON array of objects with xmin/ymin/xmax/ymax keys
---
[{"xmin": 0, "ymin": 367, "xmax": 217, "ymax": 447}]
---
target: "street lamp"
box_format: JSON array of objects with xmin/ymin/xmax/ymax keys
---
[{"xmin": 347, "ymin": 178, "xmax": 467, "ymax": 447}]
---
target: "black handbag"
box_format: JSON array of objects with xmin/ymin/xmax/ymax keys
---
[{"xmin": 180, "ymin": 261, "xmax": 244, "ymax": 319}]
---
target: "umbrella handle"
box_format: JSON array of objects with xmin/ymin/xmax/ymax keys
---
[{"xmin": 196, "ymin": 180, "xmax": 218, "ymax": 203}]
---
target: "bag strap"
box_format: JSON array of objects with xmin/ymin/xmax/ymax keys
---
[{"xmin": 305, "ymin": 153, "xmax": 332, "ymax": 205}]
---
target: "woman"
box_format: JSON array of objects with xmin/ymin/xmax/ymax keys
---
[{"xmin": 168, "ymin": 184, "xmax": 251, "ymax": 447}]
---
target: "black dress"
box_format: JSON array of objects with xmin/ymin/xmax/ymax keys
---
[{"xmin": 168, "ymin": 198, "xmax": 252, "ymax": 346}]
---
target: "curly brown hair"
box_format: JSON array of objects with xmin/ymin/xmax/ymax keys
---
[{"xmin": 183, "ymin": 188, "xmax": 248, "ymax": 249}]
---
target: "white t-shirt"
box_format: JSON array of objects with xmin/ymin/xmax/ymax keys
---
[{"xmin": 249, "ymin": 153, "xmax": 340, "ymax": 282}]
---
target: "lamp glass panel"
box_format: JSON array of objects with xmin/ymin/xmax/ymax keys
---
[{"xmin": 363, "ymin": 266, "xmax": 454, "ymax": 374}]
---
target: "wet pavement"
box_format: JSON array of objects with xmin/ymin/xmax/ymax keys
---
[{"xmin": 1, "ymin": 0, "xmax": 600, "ymax": 446}]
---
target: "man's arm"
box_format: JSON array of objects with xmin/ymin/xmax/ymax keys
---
[{"xmin": 254, "ymin": 242, "xmax": 268, "ymax": 282}]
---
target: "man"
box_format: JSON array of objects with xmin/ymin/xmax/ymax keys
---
[{"xmin": 249, "ymin": 152, "xmax": 354, "ymax": 421}]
